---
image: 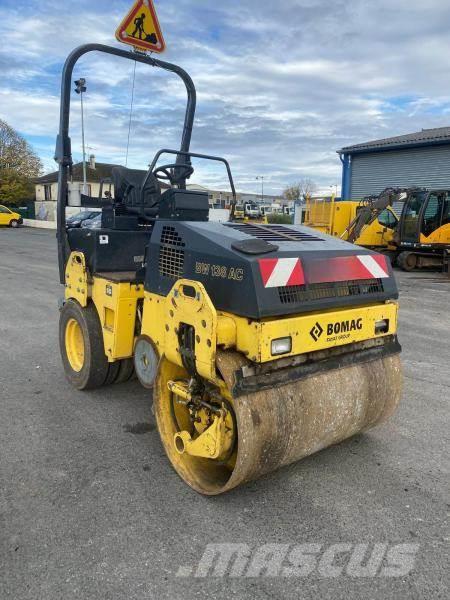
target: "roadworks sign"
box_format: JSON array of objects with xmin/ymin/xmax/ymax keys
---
[{"xmin": 115, "ymin": 0, "xmax": 166, "ymax": 53}]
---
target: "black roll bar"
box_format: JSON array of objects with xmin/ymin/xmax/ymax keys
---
[{"xmin": 55, "ymin": 43, "xmax": 197, "ymax": 283}]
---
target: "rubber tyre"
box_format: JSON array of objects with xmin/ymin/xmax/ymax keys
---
[
  {"xmin": 104, "ymin": 361, "xmax": 121, "ymax": 386},
  {"xmin": 9, "ymin": 219, "xmax": 19, "ymax": 228},
  {"xmin": 115, "ymin": 358, "xmax": 135, "ymax": 384},
  {"xmin": 59, "ymin": 300, "xmax": 109, "ymax": 390}
]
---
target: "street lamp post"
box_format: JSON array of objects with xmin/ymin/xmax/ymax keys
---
[
  {"xmin": 330, "ymin": 184, "xmax": 338, "ymax": 197},
  {"xmin": 74, "ymin": 78, "xmax": 87, "ymax": 194},
  {"xmin": 256, "ymin": 176, "xmax": 265, "ymax": 205}
]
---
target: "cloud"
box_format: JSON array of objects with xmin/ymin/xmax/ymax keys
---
[{"xmin": 1, "ymin": 0, "xmax": 450, "ymax": 194}]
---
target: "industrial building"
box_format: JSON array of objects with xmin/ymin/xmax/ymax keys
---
[{"xmin": 338, "ymin": 126, "xmax": 450, "ymax": 199}]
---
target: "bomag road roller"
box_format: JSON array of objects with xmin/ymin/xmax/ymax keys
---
[{"xmin": 56, "ymin": 44, "xmax": 402, "ymax": 495}]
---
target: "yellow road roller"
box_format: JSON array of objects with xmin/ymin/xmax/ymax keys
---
[{"xmin": 56, "ymin": 44, "xmax": 402, "ymax": 495}]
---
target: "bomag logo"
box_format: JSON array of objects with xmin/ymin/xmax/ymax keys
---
[
  {"xmin": 310, "ymin": 318, "xmax": 364, "ymax": 343},
  {"xmin": 327, "ymin": 318, "xmax": 363, "ymax": 336},
  {"xmin": 309, "ymin": 322, "xmax": 323, "ymax": 342}
]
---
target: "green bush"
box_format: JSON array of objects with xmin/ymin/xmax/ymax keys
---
[{"xmin": 266, "ymin": 213, "xmax": 293, "ymax": 224}]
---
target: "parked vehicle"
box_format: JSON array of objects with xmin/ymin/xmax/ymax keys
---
[
  {"xmin": 305, "ymin": 187, "xmax": 450, "ymax": 270},
  {"xmin": 81, "ymin": 213, "xmax": 102, "ymax": 229},
  {"xmin": 66, "ymin": 210, "xmax": 100, "ymax": 229},
  {"xmin": 233, "ymin": 204, "xmax": 245, "ymax": 219},
  {"xmin": 233, "ymin": 202, "xmax": 260, "ymax": 220},
  {"xmin": 304, "ymin": 195, "xmax": 399, "ymax": 251},
  {"xmin": 283, "ymin": 205, "xmax": 295, "ymax": 216},
  {"xmin": 0, "ymin": 205, "xmax": 23, "ymax": 228},
  {"xmin": 243, "ymin": 202, "xmax": 260, "ymax": 218},
  {"xmin": 394, "ymin": 188, "xmax": 450, "ymax": 270},
  {"xmin": 260, "ymin": 204, "xmax": 283, "ymax": 217}
]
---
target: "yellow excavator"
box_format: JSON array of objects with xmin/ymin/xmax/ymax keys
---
[
  {"xmin": 393, "ymin": 188, "xmax": 450, "ymax": 270},
  {"xmin": 305, "ymin": 187, "xmax": 450, "ymax": 271},
  {"xmin": 55, "ymin": 44, "xmax": 402, "ymax": 495},
  {"xmin": 304, "ymin": 190, "xmax": 400, "ymax": 252}
]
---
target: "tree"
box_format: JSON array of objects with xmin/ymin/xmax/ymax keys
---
[
  {"xmin": 0, "ymin": 170, "xmax": 36, "ymax": 205},
  {"xmin": 283, "ymin": 178, "xmax": 317, "ymax": 203},
  {"xmin": 0, "ymin": 120, "xmax": 42, "ymax": 205}
]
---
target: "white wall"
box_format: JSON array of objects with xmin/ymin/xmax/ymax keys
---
[
  {"xmin": 35, "ymin": 182, "xmax": 58, "ymax": 202},
  {"xmin": 34, "ymin": 180, "xmax": 114, "ymax": 221}
]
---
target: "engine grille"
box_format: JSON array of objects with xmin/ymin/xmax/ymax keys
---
[
  {"xmin": 227, "ymin": 223, "xmax": 322, "ymax": 242},
  {"xmin": 159, "ymin": 226, "xmax": 185, "ymax": 279},
  {"xmin": 278, "ymin": 279, "xmax": 384, "ymax": 304},
  {"xmin": 160, "ymin": 225, "xmax": 185, "ymax": 247}
]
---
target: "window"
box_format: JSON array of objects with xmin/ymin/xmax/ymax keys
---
[
  {"xmin": 378, "ymin": 209, "xmax": 397, "ymax": 228},
  {"xmin": 44, "ymin": 185, "xmax": 52, "ymax": 201},
  {"xmin": 421, "ymin": 193, "xmax": 443, "ymax": 237},
  {"xmin": 443, "ymin": 195, "xmax": 450, "ymax": 226},
  {"xmin": 0, "ymin": 206, "xmax": 11, "ymax": 214},
  {"xmin": 402, "ymin": 191, "xmax": 426, "ymax": 242}
]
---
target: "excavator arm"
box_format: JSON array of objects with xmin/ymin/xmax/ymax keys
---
[{"xmin": 343, "ymin": 187, "xmax": 406, "ymax": 243}]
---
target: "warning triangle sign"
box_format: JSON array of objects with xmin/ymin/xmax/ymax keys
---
[{"xmin": 115, "ymin": 0, "xmax": 166, "ymax": 53}]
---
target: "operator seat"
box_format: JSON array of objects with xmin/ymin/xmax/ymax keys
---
[{"xmin": 111, "ymin": 166, "xmax": 162, "ymax": 216}]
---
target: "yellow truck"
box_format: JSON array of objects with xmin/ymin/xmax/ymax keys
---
[
  {"xmin": 304, "ymin": 197, "xmax": 398, "ymax": 250},
  {"xmin": 0, "ymin": 205, "xmax": 23, "ymax": 228}
]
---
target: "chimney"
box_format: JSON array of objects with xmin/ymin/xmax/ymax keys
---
[{"xmin": 89, "ymin": 154, "xmax": 96, "ymax": 170}]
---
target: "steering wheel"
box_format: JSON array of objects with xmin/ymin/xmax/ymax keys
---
[{"xmin": 153, "ymin": 163, "xmax": 194, "ymax": 186}]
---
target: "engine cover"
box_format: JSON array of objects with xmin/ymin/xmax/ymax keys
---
[{"xmin": 145, "ymin": 221, "xmax": 398, "ymax": 319}]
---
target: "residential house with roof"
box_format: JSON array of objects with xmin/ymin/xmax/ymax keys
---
[{"xmin": 34, "ymin": 156, "xmax": 120, "ymax": 221}]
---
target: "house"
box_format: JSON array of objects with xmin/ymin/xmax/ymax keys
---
[
  {"xmin": 338, "ymin": 126, "xmax": 450, "ymax": 200},
  {"xmin": 34, "ymin": 156, "xmax": 120, "ymax": 221}
]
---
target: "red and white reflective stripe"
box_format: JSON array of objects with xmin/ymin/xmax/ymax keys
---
[
  {"xmin": 305, "ymin": 254, "xmax": 390, "ymax": 284},
  {"xmin": 356, "ymin": 254, "xmax": 390, "ymax": 278},
  {"xmin": 259, "ymin": 258, "xmax": 305, "ymax": 288},
  {"xmin": 259, "ymin": 254, "xmax": 389, "ymax": 288}
]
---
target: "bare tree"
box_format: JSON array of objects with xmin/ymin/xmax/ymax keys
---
[
  {"xmin": 283, "ymin": 178, "xmax": 317, "ymax": 203},
  {"xmin": 0, "ymin": 120, "xmax": 42, "ymax": 204}
]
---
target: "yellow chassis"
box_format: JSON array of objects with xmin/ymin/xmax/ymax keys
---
[
  {"xmin": 65, "ymin": 252, "xmax": 399, "ymax": 381},
  {"xmin": 64, "ymin": 251, "xmax": 399, "ymax": 462}
]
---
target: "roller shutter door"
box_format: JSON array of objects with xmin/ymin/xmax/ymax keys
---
[{"xmin": 350, "ymin": 144, "xmax": 450, "ymax": 199}]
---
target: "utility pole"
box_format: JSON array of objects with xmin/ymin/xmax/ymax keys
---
[
  {"xmin": 256, "ymin": 176, "xmax": 265, "ymax": 205},
  {"xmin": 74, "ymin": 78, "xmax": 87, "ymax": 194}
]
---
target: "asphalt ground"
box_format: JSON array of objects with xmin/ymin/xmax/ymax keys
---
[{"xmin": 1, "ymin": 227, "xmax": 449, "ymax": 599}]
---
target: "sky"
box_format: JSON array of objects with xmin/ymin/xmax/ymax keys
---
[{"xmin": 1, "ymin": 0, "xmax": 450, "ymax": 196}]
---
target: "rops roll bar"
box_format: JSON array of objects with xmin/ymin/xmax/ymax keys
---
[{"xmin": 54, "ymin": 43, "xmax": 196, "ymax": 283}]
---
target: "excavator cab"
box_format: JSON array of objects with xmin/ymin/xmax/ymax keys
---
[
  {"xmin": 399, "ymin": 190, "xmax": 448, "ymax": 243},
  {"xmin": 395, "ymin": 189, "xmax": 450, "ymax": 270}
]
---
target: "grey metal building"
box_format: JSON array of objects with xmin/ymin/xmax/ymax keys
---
[{"xmin": 338, "ymin": 126, "xmax": 450, "ymax": 199}]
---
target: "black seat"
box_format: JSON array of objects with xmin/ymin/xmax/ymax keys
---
[{"xmin": 111, "ymin": 167, "xmax": 162, "ymax": 216}]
